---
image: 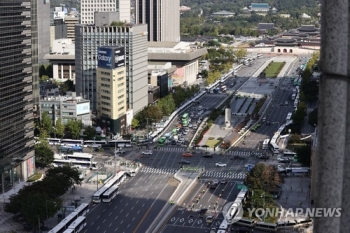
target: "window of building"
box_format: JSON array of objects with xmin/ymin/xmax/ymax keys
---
[
  {"xmin": 117, "ymin": 77, "xmax": 124, "ymax": 81},
  {"xmin": 118, "ymin": 94, "xmax": 124, "ymax": 99},
  {"xmin": 117, "ymin": 70, "xmax": 124, "ymax": 75},
  {"xmin": 101, "ymin": 101, "xmax": 110, "ymax": 106},
  {"xmin": 101, "ymin": 71, "xmax": 111, "ymax": 75},
  {"xmin": 118, "ymin": 106, "xmax": 124, "ymax": 111},
  {"xmin": 101, "ymin": 83, "xmax": 110, "ymax": 88},
  {"xmin": 118, "ymin": 101, "xmax": 124, "ymax": 105},
  {"xmin": 118, "ymin": 82, "xmax": 124, "ymax": 87},
  {"xmin": 101, "ymin": 77, "xmax": 110, "ymax": 82},
  {"xmin": 118, "ymin": 89, "xmax": 124, "ymax": 93}
]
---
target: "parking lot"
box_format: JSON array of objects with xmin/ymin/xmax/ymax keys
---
[{"xmin": 161, "ymin": 180, "xmax": 241, "ymax": 233}]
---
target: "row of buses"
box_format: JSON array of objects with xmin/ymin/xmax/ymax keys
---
[
  {"xmin": 92, "ymin": 171, "xmax": 126, "ymax": 203},
  {"xmin": 52, "ymin": 152, "xmax": 99, "ymax": 170},
  {"xmin": 48, "ymin": 203, "xmax": 89, "ymax": 233},
  {"xmin": 35, "ymin": 138, "xmax": 133, "ymax": 148}
]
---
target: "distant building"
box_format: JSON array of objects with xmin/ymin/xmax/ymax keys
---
[
  {"xmin": 50, "ymin": 18, "xmax": 67, "ymax": 49},
  {"xmin": 37, "ymin": 0, "xmax": 51, "ymax": 63},
  {"xmin": 147, "ymin": 42, "xmax": 207, "ymax": 86},
  {"xmin": 301, "ymin": 13, "xmax": 311, "ymax": 19},
  {"xmin": 40, "ymin": 92, "xmax": 91, "ymax": 126},
  {"xmin": 180, "ymin": 6, "xmax": 191, "ymax": 12},
  {"xmin": 212, "ymin": 10, "xmax": 235, "ymax": 17},
  {"xmin": 148, "ymin": 71, "xmax": 169, "ymax": 98},
  {"xmin": 44, "ymin": 39, "xmax": 75, "ymax": 83},
  {"xmin": 250, "ymin": 3, "xmax": 270, "ymax": 12},
  {"xmin": 65, "ymin": 13, "xmax": 79, "ymax": 42},
  {"xmin": 257, "ymin": 23, "xmax": 276, "ymax": 34},
  {"xmin": 40, "ymin": 82, "xmax": 60, "ymax": 98},
  {"xmin": 148, "ymin": 85, "xmax": 160, "ymax": 104}
]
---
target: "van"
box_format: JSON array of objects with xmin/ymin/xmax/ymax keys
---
[
  {"xmin": 236, "ymin": 218, "xmax": 257, "ymax": 227},
  {"xmin": 285, "ymin": 101, "xmax": 288, "ymax": 106}
]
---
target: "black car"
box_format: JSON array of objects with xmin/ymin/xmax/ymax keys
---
[
  {"xmin": 232, "ymin": 155, "xmax": 245, "ymax": 160},
  {"xmin": 202, "ymin": 154, "xmax": 213, "ymax": 158},
  {"xmin": 199, "ymin": 208, "xmax": 208, "ymax": 214},
  {"xmin": 171, "ymin": 140, "xmax": 177, "ymax": 145},
  {"xmin": 179, "ymin": 160, "xmax": 190, "ymax": 164},
  {"xmin": 257, "ymin": 155, "xmax": 270, "ymax": 159}
]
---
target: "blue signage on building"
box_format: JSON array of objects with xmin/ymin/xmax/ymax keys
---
[{"xmin": 98, "ymin": 47, "xmax": 114, "ymax": 69}]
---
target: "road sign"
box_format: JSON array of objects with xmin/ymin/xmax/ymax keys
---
[{"xmin": 237, "ymin": 184, "xmax": 248, "ymax": 190}]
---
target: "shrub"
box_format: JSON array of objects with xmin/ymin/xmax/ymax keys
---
[
  {"xmin": 217, "ymin": 137, "xmax": 223, "ymax": 140},
  {"xmin": 27, "ymin": 173, "xmax": 43, "ymax": 182},
  {"xmin": 208, "ymin": 137, "xmax": 215, "ymax": 140}
]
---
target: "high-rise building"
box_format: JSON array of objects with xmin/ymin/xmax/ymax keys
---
[
  {"xmin": 96, "ymin": 46, "xmax": 127, "ymax": 135},
  {"xmin": 37, "ymin": 0, "xmax": 50, "ymax": 63},
  {"xmin": 75, "ymin": 21, "xmax": 148, "ymax": 114},
  {"xmin": 0, "ymin": 0, "xmax": 36, "ymax": 193},
  {"xmin": 31, "ymin": 0, "xmax": 40, "ymax": 111},
  {"xmin": 80, "ymin": 0, "xmax": 130, "ymax": 25},
  {"xmin": 136, "ymin": 0, "xmax": 180, "ymax": 42},
  {"xmin": 65, "ymin": 14, "xmax": 79, "ymax": 43}
]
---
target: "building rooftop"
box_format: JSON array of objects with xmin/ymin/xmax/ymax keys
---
[
  {"xmin": 250, "ymin": 3, "xmax": 270, "ymax": 9},
  {"xmin": 258, "ymin": 23, "xmax": 275, "ymax": 30},
  {"xmin": 40, "ymin": 95, "xmax": 89, "ymax": 103},
  {"xmin": 298, "ymin": 25, "xmax": 319, "ymax": 32},
  {"xmin": 212, "ymin": 10, "xmax": 235, "ymax": 15},
  {"xmin": 148, "ymin": 42, "xmax": 207, "ymax": 61}
]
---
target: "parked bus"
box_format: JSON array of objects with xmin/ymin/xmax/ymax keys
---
[
  {"xmin": 182, "ymin": 113, "xmax": 189, "ymax": 123},
  {"xmin": 60, "ymin": 146, "xmax": 83, "ymax": 154},
  {"xmin": 61, "ymin": 139, "xmax": 84, "ymax": 146},
  {"xmin": 107, "ymin": 140, "xmax": 132, "ymax": 148},
  {"xmin": 83, "ymin": 140, "xmax": 107, "ymax": 148},
  {"xmin": 92, "ymin": 171, "xmax": 126, "ymax": 203},
  {"xmin": 52, "ymin": 159, "xmax": 98, "ymax": 170},
  {"xmin": 48, "ymin": 212, "xmax": 79, "ymax": 233},
  {"xmin": 74, "ymin": 203, "xmax": 89, "ymax": 217},
  {"xmin": 102, "ymin": 186, "xmax": 119, "ymax": 202},
  {"xmin": 158, "ymin": 137, "xmax": 166, "ymax": 146},
  {"xmin": 64, "ymin": 216, "xmax": 87, "ymax": 233},
  {"xmin": 182, "ymin": 120, "xmax": 189, "ymax": 127},
  {"xmin": 65, "ymin": 153, "xmax": 93, "ymax": 162},
  {"xmin": 262, "ymin": 139, "xmax": 270, "ymax": 150},
  {"xmin": 47, "ymin": 138, "xmax": 62, "ymax": 145},
  {"xmin": 269, "ymin": 142, "xmax": 280, "ymax": 154}
]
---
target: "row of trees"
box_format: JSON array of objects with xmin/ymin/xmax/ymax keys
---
[
  {"xmin": 5, "ymin": 166, "xmax": 82, "ymax": 230},
  {"xmin": 132, "ymin": 85, "xmax": 200, "ymax": 129},
  {"xmin": 39, "ymin": 64, "xmax": 53, "ymax": 83}
]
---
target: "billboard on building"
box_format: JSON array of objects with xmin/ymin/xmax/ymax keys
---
[
  {"xmin": 77, "ymin": 102, "xmax": 90, "ymax": 115},
  {"xmin": 97, "ymin": 46, "xmax": 125, "ymax": 69},
  {"xmin": 27, "ymin": 157, "xmax": 35, "ymax": 177}
]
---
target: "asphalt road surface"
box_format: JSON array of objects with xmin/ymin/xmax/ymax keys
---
[
  {"xmin": 160, "ymin": 179, "xmax": 242, "ymax": 233},
  {"xmin": 84, "ymin": 172, "xmax": 176, "ymax": 233}
]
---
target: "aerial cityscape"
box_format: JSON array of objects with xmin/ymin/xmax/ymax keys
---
[{"xmin": 0, "ymin": 0, "xmax": 338, "ymax": 233}]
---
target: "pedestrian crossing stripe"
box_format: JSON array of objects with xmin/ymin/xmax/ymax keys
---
[
  {"xmin": 201, "ymin": 171, "xmax": 247, "ymax": 179},
  {"xmin": 140, "ymin": 167, "xmax": 178, "ymax": 174},
  {"xmin": 157, "ymin": 147, "xmax": 186, "ymax": 152},
  {"xmin": 226, "ymin": 151, "xmax": 263, "ymax": 156}
]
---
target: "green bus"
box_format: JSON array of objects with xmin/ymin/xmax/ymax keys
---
[
  {"xmin": 158, "ymin": 137, "xmax": 166, "ymax": 146},
  {"xmin": 182, "ymin": 120, "xmax": 189, "ymax": 127},
  {"xmin": 182, "ymin": 113, "xmax": 189, "ymax": 123}
]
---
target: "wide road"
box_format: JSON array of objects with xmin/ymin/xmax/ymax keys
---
[
  {"xmin": 84, "ymin": 172, "xmax": 176, "ymax": 233},
  {"xmin": 160, "ymin": 179, "xmax": 241, "ymax": 233}
]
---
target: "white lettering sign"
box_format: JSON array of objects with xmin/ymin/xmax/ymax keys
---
[{"xmin": 98, "ymin": 53, "xmax": 112, "ymax": 63}]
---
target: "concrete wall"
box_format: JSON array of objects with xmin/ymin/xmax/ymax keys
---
[{"xmin": 246, "ymin": 47, "xmax": 319, "ymax": 55}]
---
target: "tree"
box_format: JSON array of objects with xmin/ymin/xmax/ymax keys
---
[
  {"xmin": 46, "ymin": 166, "xmax": 83, "ymax": 188},
  {"xmin": 84, "ymin": 126, "xmax": 96, "ymax": 140},
  {"xmin": 66, "ymin": 120, "xmax": 82, "ymax": 139},
  {"xmin": 40, "ymin": 75, "xmax": 49, "ymax": 83},
  {"xmin": 131, "ymin": 118, "xmax": 140, "ymax": 129},
  {"xmin": 60, "ymin": 79, "xmax": 75, "ymax": 92},
  {"xmin": 143, "ymin": 105, "xmax": 163, "ymax": 122},
  {"xmin": 157, "ymin": 95, "xmax": 176, "ymax": 116},
  {"xmin": 35, "ymin": 146, "xmax": 54, "ymax": 168},
  {"xmin": 46, "ymin": 64, "xmax": 53, "ymax": 78},
  {"xmin": 37, "ymin": 130, "xmax": 50, "ymax": 148},
  {"xmin": 41, "ymin": 111, "xmax": 53, "ymax": 133},
  {"xmin": 296, "ymin": 145, "xmax": 311, "ymax": 167},
  {"xmin": 234, "ymin": 48, "xmax": 248, "ymax": 60},
  {"xmin": 308, "ymin": 108, "xmax": 318, "ymax": 126},
  {"xmin": 55, "ymin": 118, "xmax": 65, "ymax": 138},
  {"xmin": 39, "ymin": 65, "xmax": 47, "ymax": 77},
  {"xmin": 244, "ymin": 163, "xmax": 281, "ymax": 193}
]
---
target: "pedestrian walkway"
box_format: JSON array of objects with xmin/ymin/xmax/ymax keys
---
[
  {"xmin": 226, "ymin": 150, "xmax": 255, "ymax": 156},
  {"xmin": 157, "ymin": 147, "xmax": 186, "ymax": 152},
  {"xmin": 201, "ymin": 171, "xmax": 247, "ymax": 179},
  {"xmin": 140, "ymin": 167, "xmax": 178, "ymax": 174}
]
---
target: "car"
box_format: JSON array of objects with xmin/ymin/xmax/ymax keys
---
[
  {"xmin": 257, "ymin": 155, "xmax": 270, "ymax": 159},
  {"xmin": 199, "ymin": 208, "xmax": 208, "ymax": 214},
  {"xmin": 215, "ymin": 162, "xmax": 227, "ymax": 167},
  {"xmin": 202, "ymin": 154, "xmax": 213, "ymax": 158},
  {"xmin": 182, "ymin": 152, "xmax": 193, "ymax": 157},
  {"xmin": 206, "ymin": 215, "xmax": 214, "ymax": 223},
  {"xmin": 220, "ymin": 179, "xmax": 227, "ymax": 184},
  {"xmin": 115, "ymin": 149, "xmax": 125, "ymax": 154},
  {"xmin": 171, "ymin": 140, "xmax": 177, "ymax": 145},
  {"xmin": 188, "ymin": 124, "xmax": 193, "ymax": 128},
  {"xmin": 244, "ymin": 164, "xmax": 255, "ymax": 168},
  {"xmin": 179, "ymin": 160, "xmax": 190, "ymax": 164},
  {"xmin": 141, "ymin": 150, "xmax": 153, "ymax": 155},
  {"xmin": 233, "ymin": 155, "xmax": 245, "ymax": 160}
]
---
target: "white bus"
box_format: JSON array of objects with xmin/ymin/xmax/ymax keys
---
[
  {"xmin": 48, "ymin": 212, "xmax": 79, "ymax": 233},
  {"xmin": 64, "ymin": 216, "xmax": 87, "ymax": 233},
  {"xmin": 92, "ymin": 171, "xmax": 126, "ymax": 203},
  {"xmin": 102, "ymin": 185, "xmax": 119, "ymax": 202},
  {"xmin": 65, "ymin": 153, "xmax": 93, "ymax": 162},
  {"xmin": 269, "ymin": 142, "xmax": 280, "ymax": 154},
  {"xmin": 61, "ymin": 139, "xmax": 84, "ymax": 146},
  {"xmin": 107, "ymin": 140, "xmax": 132, "ymax": 148},
  {"xmin": 52, "ymin": 159, "xmax": 98, "ymax": 170},
  {"xmin": 286, "ymin": 112, "xmax": 293, "ymax": 122},
  {"xmin": 83, "ymin": 140, "xmax": 107, "ymax": 148},
  {"xmin": 47, "ymin": 138, "xmax": 62, "ymax": 145},
  {"xmin": 262, "ymin": 139, "xmax": 270, "ymax": 150},
  {"xmin": 74, "ymin": 203, "xmax": 89, "ymax": 217}
]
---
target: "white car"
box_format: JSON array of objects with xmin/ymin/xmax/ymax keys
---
[
  {"xmin": 244, "ymin": 164, "xmax": 254, "ymax": 168},
  {"xmin": 142, "ymin": 150, "xmax": 153, "ymax": 155},
  {"xmin": 215, "ymin": 162, "xmax": 227, "ymax": 167}
]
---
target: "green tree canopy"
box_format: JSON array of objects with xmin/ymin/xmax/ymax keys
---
[
  {"xmin": 66, "ymin": 120, "xmax": 82, "ymax": 139},
  {"xmin": 234, "ymin": 48, "xmax": 248, "ymax": 60},
  {"xmin": 55, "ymin": 118, "xmax": 65, "ymax": 138},
  {"xmin": 244, "ymin": 163, "xmax": 281, "ymax": 193},
  {"xmin": 84, "ymin": 126, "xmax": 97, "ymax": 140},
  {"xmin": 41, "ymin": 111, "xmax": 53, "ymax": 133},
  {"xmin": 157, "ymin": 95, "xmax": 176, "ymax": 116},
  {"xmin": 35, "ymin": 146, "xmax": 54, "ymax": 168},
  {"xmin": 131, "ymin": 118, "xmax": 140, "ymax": 129}
]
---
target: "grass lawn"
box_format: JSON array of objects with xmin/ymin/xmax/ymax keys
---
[
  {"xmin": 206, "ymin": 139, "xmax": 220, "ymax": 148},
  {"xmin": 265, "ymin": 62, "xmax": 285, "ymax": 78}
]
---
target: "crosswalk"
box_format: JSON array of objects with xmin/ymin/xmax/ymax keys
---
[
  {"xmin": 157, "ymin": 147, "xmax": 186, "ymax": 152},
  {"xmin": 140, "ymin": 167, "xmax": 178, "ymax": 174},
  {"xmin": 201, "ymin": 171, "xmax": 247, "ymax": 179},
  {"xmin": 226, "ymin": 150, "xmax": 263, "ymax": 157}
]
